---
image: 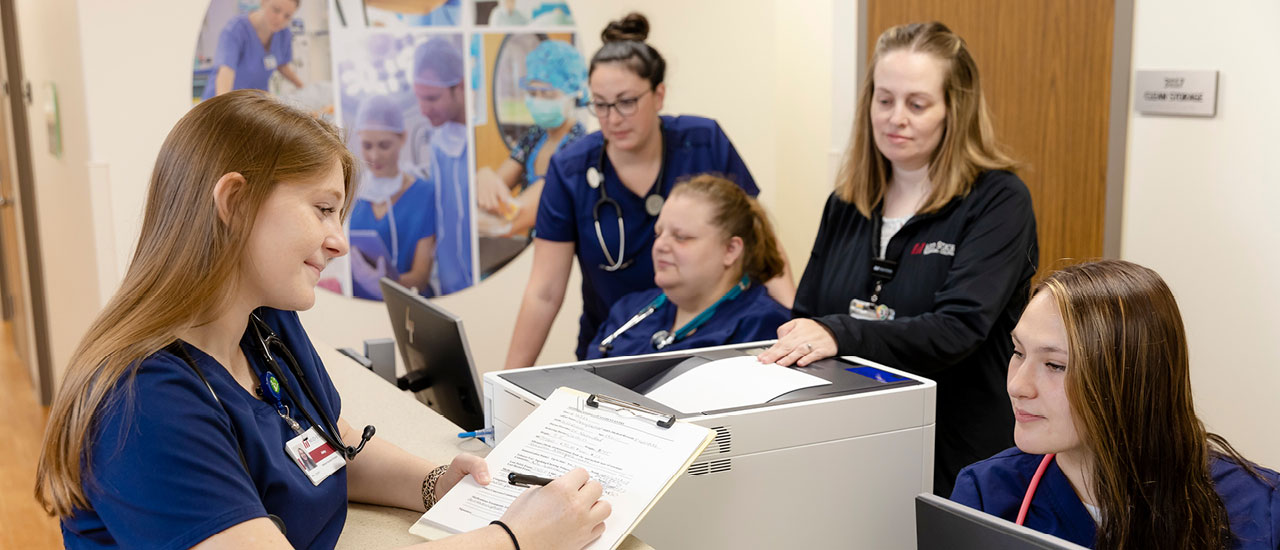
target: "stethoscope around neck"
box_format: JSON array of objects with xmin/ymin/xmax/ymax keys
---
[
  {"xmin": 170, "ymin": 313, "xmax": 377, "ymax": 535},
  {"xmin": 596, "ymin": 275, "xmax": 750, "ymax": 357},
  {"xmin": 588, "ymin": 125, "xmax": 668, "ymax": 272}
]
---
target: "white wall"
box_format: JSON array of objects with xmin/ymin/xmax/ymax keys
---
[
  {"xmin": 14, "ymin": 0, "xmax": 100, "ymax": 379},
  {"xmin": 1121, "ymin": 0, "xmax": 1280, "ymax": 467}
]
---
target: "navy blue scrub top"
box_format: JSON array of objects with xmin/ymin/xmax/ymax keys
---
[
  {"xmin": 63, "ymin": 308, "xmax": 347, "ymax": 550},
  {"xmin": 535, "ymin": 115, "xmax": 759, "ymax": 360},
  {"xmin": 585, "ymin": 283, "xmax": 788, "ymax": 360},
  {"xmin": 951, "ymin": 447, "xmax": 1280, "ymax": 549}
]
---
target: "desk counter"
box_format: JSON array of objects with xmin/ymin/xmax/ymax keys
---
[{"xmin": 322, "ymin": 344, "xmax": 651, "ymax": 550}]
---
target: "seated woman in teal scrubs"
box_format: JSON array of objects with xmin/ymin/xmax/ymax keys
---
[
  {"xmin": 951, "ymin": 260, "xmax": 1280, "ymax": 549},
  {"xmin": 36, "ymin": 91, "xmax": 609, "ymax": 550},
  {"xmin": 588, "ymin": 175, "xmax": 789, "ymax": 359}
]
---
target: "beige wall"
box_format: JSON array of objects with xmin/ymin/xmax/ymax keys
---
[
  {"xmin": 1121, "ymin": 0, "xmax": 1280, "ymax": 467},
  {"xmin": 14, "ymin": 0, "xmax": 99, "ymax": 381}
]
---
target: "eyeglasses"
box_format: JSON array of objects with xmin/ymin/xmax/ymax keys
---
[{"xmin": 588, "ymin": 90, "xmax": 650, "ymax": 119}]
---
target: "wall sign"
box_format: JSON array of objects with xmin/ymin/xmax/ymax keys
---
[{"xmin": 1134, "ymin": 70, "xmax": 1218, "ymax": 117}]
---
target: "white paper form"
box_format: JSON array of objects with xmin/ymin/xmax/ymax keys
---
[
  {"xmin": 412, "ymin": 388, "xmax": 712, "ymax": 550},
  {"xmin": 643, "ymin": 355, "xmax": 833, "ymax": 413}
]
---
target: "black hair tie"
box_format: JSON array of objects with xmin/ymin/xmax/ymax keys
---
[{"xmin": 490, "ymin": 520, "xmax": 520, "ymax": 550}]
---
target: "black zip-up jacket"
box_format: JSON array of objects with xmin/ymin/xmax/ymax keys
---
[{"xmin": 793, "ymin": 170, "xmax": 1038, "ymax": 496}]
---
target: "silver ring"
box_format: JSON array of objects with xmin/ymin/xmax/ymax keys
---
[{"xmin": 804, "ymin": 343, "xmax": 813, "ymax": 353}]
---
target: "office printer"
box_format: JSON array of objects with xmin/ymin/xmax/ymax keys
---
[{"xmin": 483, "ymin": 342, "xmax": 936, "ymax": 550}]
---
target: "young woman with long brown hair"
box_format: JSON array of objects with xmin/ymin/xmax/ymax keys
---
[
  {"xmin": 758, "ymin": 21, "xmax": 1038, "ymax": 497},
  {"xmin": 35, "ymin": 90, "xmax": 609, "ymax": 550},
  {"xmin": 952, "ymin": 260, "xmax": 1280, "ymax": 549}
]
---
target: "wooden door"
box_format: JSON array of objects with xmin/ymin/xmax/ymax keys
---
[
  {"xmin": 866, "ymin": 0, "xmax": 1119, "ymax": 276},
  {"xmin": 0, "ymin": 3, "xmax": 32, "ymax": 378}
]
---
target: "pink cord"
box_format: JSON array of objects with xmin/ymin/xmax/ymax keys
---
[{"xmin": 1017, "ymin": 453, "xmax": 1055, "ymax": 526}]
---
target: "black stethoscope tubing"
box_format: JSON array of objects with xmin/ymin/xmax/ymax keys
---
[
  {"xmin": 247, "ymin": 314, "xmax": 374, "ymax": 461},
  {"xmin": 590, "ymin": 123, "xmax": 667, "ymax": 272}
]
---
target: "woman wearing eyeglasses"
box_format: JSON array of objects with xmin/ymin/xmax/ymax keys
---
[{"xmin": 505, "ymin": 12, "xmax": 793, "ymax": 368}]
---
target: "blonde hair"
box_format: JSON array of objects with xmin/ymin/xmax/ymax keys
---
[
  {"xmin": 837, "ymin": 21, "xmax": 1016, "ymax": 216},
  {"xmin": 668, "ymin": 174, "xmax": 784, "ymax": 283},
  {"xmin": 35, "ymin": 90, "xmax": 355, "ymax": 516}
]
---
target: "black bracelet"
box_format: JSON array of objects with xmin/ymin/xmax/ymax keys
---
[{"xmin": 490, "ymin": 519, "xmax": 520, "ymax": 550}]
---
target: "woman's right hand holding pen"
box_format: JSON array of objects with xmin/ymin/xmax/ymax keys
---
[{"xmin": 499, "ymin": 468, "xmax": 611, "ymax": 550}]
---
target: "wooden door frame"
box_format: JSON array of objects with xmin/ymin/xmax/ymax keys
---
[
  {"xmin": 0, "ymin": 0, "xmax": 54, "ymax": 404},
  {"xmin": 855, "ymin": 0, "xmax": 1133, "ymax": 258}
]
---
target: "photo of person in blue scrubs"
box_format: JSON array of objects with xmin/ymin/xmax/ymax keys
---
[
  {"xmin": 200, "ymin": 0, "xmax": 304, "ymax": 100},
  {"xmin": 587, "ymin": 175, "xmax": 789, "ymax": 359},
  {"xmin": 504, "ymin": 12, "xmax": 794, "ymax": 368},
  {"xmin": 951, "ymin": 260, "xmax": 1280, "ymax": 549},
  {"xmin": 348, "ymin": 94, "xmax": 437, "ymax": 300},
  {"xmin": 408, "ymin": 36, "xmax": 474, "ymax": 295},
  {"xmin": 476, "ymin": 38, "xmax": 588, "ymax": 237}
]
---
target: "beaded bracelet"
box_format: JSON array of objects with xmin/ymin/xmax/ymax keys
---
[{"xmin": 421, "ymin": 464, "xmax": 449, "ymax": 510}]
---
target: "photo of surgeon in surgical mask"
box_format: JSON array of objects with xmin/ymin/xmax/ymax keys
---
[
  {"xmin": 347, "ymin": 94, "xmax": 437, "ymax": 301},
  {"xmin": 476, "ymin": 38, "xmax": 587, "ymax": 238},
  {"xmin": 404, "ymin": 36, "xmax": 475, "ymax": 295}
]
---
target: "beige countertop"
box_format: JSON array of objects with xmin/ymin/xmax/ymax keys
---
[{"xmin": 322, "ymin": 344, "xmax": 652, "ymax": 550}]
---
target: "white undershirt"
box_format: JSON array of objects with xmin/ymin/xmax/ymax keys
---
[
  {"xmin": 879, "ymin": 216, "xmax": 909, "ymax": 258},
  {"xmin": 1083, "ymin": 502, "xmax": 1101, "ymax": 523}
]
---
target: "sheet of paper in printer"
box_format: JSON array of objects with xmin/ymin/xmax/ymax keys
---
[{"xmin": 642, "ymin": 355, "xmax": 833, "ymax": 413}]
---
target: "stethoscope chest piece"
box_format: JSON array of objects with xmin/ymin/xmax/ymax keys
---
[
  {"xmin": 650, "ymin": 329, "xmax": 672, "ymax": 350},
  {"xmin": 644, "ymin": 194, "xmax": 665, "ymax": 217},
  {"xmin": 586, "ymin": 167, "xmax": 602, "ymax": 189}
]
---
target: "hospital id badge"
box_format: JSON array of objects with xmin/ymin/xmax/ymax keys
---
[
  {"xmin": 849, "ymin": 298, "xmax": 896, "ymax": 321},
  {"xmin": 263, "ymin": 54, "xmax": 278, "ymax": 71},
  {"xmin": 285, "ymin": 427, "xmax": 345, "ymax": 486}
]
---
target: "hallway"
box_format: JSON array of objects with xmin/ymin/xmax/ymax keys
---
[{"xmin": 0, "ymin": 322, "xmax": 61, "ymax": 548}]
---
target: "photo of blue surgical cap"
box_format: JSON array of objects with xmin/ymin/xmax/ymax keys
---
[
  {"xmin": 414, "ymin": 36, "xmax": 464, "ymax": 88},
  {"xmin": 354, "ymin": 94, "xmax": 404, "ymax": 134},
  {"xmin": 519, "ymin": 39, "xmax": 586, "ymax": 97}
]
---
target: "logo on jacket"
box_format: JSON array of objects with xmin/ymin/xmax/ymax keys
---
[{"xmin": 910, "ymin": 241, "xmax": 956, "ymax": 257}]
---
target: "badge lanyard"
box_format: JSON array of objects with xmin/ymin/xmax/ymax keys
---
[
  {"xmin": 257, "ymin": 368, "xmax": 303, "ymax": 435},
  {"xmin": 849, "ymin": 209, "xmax": 901, "ymax": 321},
  {"xmin": 597, "ymin": 275, "xmax": 750, "ymax": 356},
  {"xmin": 868, "ymin": 208, "xmax": 898, "ymax": 304}
]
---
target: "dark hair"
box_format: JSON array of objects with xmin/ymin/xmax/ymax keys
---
[
  {"xmin": 589, "ymin": 12, "xmax": 666, "ymax": 90},
  {"xmin": 669, "ymin": 175, "xmax": 784, "ymax": 283}
]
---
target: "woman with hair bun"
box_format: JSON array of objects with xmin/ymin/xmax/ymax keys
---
[
  {"xmin": 588, "ymin": 175, "xmax": 790, "ymax": 359},
  {"xmin": 506, "ymin": 12, "xmax": 794, "ymax": 368}
]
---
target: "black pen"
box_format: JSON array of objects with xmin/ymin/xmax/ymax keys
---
[{"xmin": 507, "ymin": 472, "xmax": 555, "ymax": 487}]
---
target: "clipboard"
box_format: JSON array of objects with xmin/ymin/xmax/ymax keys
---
[{"xmin": 411, "ymin": 387, "xmax": 714, "ymax": 549}]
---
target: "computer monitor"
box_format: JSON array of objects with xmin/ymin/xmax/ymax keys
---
[
  {"xmin": 915, "ymin": 493, "xmax": 1089, "ymax": 550},
  {"xmin": 379, "ymin": 278, "xmax": 485, "ymax": 431}
]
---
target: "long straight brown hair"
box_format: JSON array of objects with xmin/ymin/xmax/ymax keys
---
[
  {"xmin": 1038, "ymin": 260, "xmax": 1254, "ymax": 549},
  {"xmin": 837, "ymin": 21, "xmax": 1017, "ymax": 217},
  {"xmin": 35, "ymin": 90, "xmax": 355, "ymax": 517}
]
